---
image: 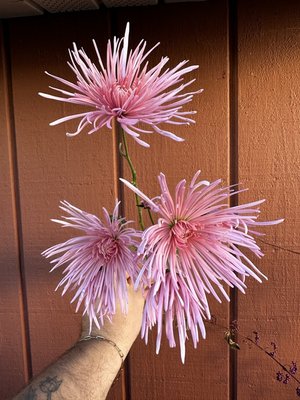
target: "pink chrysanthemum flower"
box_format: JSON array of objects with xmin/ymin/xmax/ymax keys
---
[
  {"xmin": 121, "ymin": 171, "xmax": 283, "ymax": 361},
  {"xmin": 39, "ymin": 23, "xmax": 202, "ymax": 147},
  {"xmin": 42, "ymin": 201, "xmax": 140, "ymax": 330}
]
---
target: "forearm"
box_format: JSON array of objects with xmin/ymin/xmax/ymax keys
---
[
  {"xmin": 13, "ymin": 339, "xmax": 123, "ymax": 400},
  {"xmin": 13, "ymin": 282, "xmax": 144, "ymax": 400}
]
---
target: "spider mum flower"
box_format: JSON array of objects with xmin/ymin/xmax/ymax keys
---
[
  {"xmin": 121, "ymin": 171, "xmax": 283, "ymax": 361},
  {"xmin": 42, "ymin": 201, "xmax": 140, "ymax": 330},
  {"xmin": 39, "ymin": 23, "xmax": 202, "ymax": 147}
]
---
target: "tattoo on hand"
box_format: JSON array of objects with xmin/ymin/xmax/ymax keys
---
[{"xmin": 22, "ymin": 377, "xmax": 62, "ymax": 400}]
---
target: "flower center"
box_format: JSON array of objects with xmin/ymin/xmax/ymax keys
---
[
  {"xmin": 110, "ymin": 80, "xmax": 138, "ymax": 116},
  {"xmin": 92, "ymin": 236, "xmax": 119, "ymax": 263},
  {"xmin": 170, "ymin": 220, "xmax": 197, "ymax": 248},
  {"xmin": 116, "ymin": 84, "xmax": 130, "ymax": 95}
]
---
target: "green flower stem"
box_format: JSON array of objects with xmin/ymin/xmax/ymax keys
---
[
  {"xmin": 119, "ymin": 128, "xmax": 145, "ymax": 231},
  {"xmin": 147, "ymin": 208, "xmax": 155, "ymax": 225}
]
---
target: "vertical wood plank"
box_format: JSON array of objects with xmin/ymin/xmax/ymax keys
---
[
  {"xmin": 237, "ymin": 1, "xmax": 300, "ymax": 398},
  {"xmin": 115, "ymin": 2, "xmax": 230, "ymax": 399},
  {"xmin": 0, "ymin": 22, "xmax": 28, "ymax": 398},
  {"xmin": 8, "ymin": 11, "xmax": 124, "ymax": 399}
]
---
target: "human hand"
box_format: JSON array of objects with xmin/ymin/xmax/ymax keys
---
[{"xmin": 81, "ymin": 280, "xmax": 145, "ymax": 356}]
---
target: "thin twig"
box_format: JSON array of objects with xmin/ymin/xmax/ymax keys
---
[
  {"xmin": 207, "ymin": 319, "xmax": 300, "ymax": 385},
  {"xmin": 258, "ymin": 238, "xmax": 300, "ymax": 255},
  {"xmin": 244, "ymin": 336, "xmax": 300, "ymax": 385}
]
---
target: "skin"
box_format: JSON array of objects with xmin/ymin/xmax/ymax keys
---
[{"xmin": 13, "ymin": 282, "xmax": 145, "ymax": 400}]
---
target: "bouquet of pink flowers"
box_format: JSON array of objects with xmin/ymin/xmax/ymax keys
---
[{"xmin": 40, "ymin": 23, "xmax": 283, "ymax": 363}]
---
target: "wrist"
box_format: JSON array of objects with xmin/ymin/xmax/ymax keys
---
[
  {"xmin": 79, "ymin": 335, "xmax": 124, "ymax": 366},
  {"xmin": 81, "ymin": 321, "xmax": 138, "ymax": 357}
]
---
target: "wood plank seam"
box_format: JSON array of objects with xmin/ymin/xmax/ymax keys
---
[
  {"xmin": 111, "ymin": 11, "xmax": 129, "ymax": 399},
  {"xmin": 1, "ymin": 20, "xmax": 33, "ymax": 382},
  {"xmin": 112, "ymin": 120, "xmax": 128, "ymax": 400},
  {"xmin": 110, "ymin": 11, "xmax": 135, "ymax": 400},
  {"xmin": 228, "ymin": 0, "xmax": 238, "ymax": 399}
]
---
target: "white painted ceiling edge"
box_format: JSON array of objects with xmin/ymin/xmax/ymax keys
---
[{"xmin": 0, "ymin": 0, "xmax": 206, "ymax": 19}]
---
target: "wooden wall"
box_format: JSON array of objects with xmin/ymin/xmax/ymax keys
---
[{"xmin": 0, "ymin": 1, "xmax": 299, "ymax": 399}]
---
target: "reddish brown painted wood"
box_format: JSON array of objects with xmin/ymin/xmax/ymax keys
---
[
  {"xmin": 3, "ymin": 2, "xmax": 299, "ymax": 399},
  {"xmin": 115, "ymin": 3, "xmax": 230, "ymax": 399},
  {"xmin": 237, "ymin": 1, "xmax": 300, "ymax": 399},
  {"xmin": 7, "ymin": 12, "xmax": 124, "ymax": 399},
  {"xmin": 0, "ymin": 22, "xmax": 28, "ymax": 398}
]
